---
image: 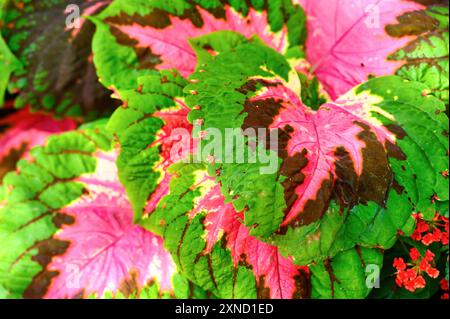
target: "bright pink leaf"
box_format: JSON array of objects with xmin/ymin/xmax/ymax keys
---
[
  {"xmin": 44, "ymin": 151, "xmax": 177, "ymax": 298},
  {"xmin": 301, "ymin": 0, "xmax": 423, "ymax": 99},
  {"xmin": 201, "ymin": 183, "xmax": 310, "ymax": 299},
  {"xmin": 151, "ymin": 165, "xmax": 310, "ymax": 299},
  {"xmin": 108, "ymin": 6, "xmax": 287, "ymax": 78}
]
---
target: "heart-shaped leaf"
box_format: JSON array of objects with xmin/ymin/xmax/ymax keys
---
[{"xmin": 186, "ymin": 40, "xmax": 448, "ymax": 251}]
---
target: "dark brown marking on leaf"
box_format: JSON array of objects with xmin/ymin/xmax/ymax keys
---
[
  {"xmin": 333, "ymin": 147, "xmax": 360, "ymax": 207},
  {"xmin": 385, "ymin": 140, "xmax": 407, "ymax": 160},
  {"xmin": 386, "ymin": 10, "xmax": 440, "ymax": 37},
  {"xmin": 176, "ymin": 217, "xmax": 192, "ymax": 272},
  {"xmin": 0, "ymin": 143, "xmax": 28, "ymax": 180},
  {"xmin": 237, "ymin": 79, "xmax": 281, "ymax": 96},
  {"xmin": 385, "ymin": 124, "xmax": 407, "ymax": 139},
  {"xmin": 256, "ymin": 276, "xmax": 271, "ymax": 299},
  {"xmin": 292, "ymin": 268, "xmax": 311, "ymax": 299},
  {"xmin": 188, "ymin": 280, "xmax": 195, "ymax": 299},
  {"xmin": 280, "ymin": 150, "xmax": 308, "ymax": 214},
  {"xmin": 355, "ymin": 246, "xmax": 366, "ymax": 269},
  {"xmin": 105, "ymin": 9, "xmax": 172, "ymax": 29},
  {"xmin": 355, "ymin": 122, "xmax": 393, "ymax": 207},
  {"xmin": 392, "ymin": 179, "xmax": 406, "ymax": 195},
  {"xmin": 119, "ymin": 269, "xmax": 141, "ymax": 298},
  {"xmin": 323, "ymin": 259, "xmax": 340, "ymax": 299},
  {"xmin": 294, "ymin": 178, "xmax": 333, "ymax": 228},
  {"xmin": 24, "ymin": 239, "xmax": 70, "ymax": 299},
  {"xmin": 242, "ymin": 99, "xmax": 283, "ymax": 136},
  {"xmin": 207, "ymin": 254, "xmax": 218, "ymax": 289},
  {"xmin": 52, "ymin": 213, "xmax": 75, "ymax": 228}
]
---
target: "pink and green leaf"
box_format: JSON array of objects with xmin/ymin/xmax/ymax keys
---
[
  {"xmin": 106, "ymin": 70, "xmax": 193, "ymax": 222},
  {"xmin": 185, "ymin": 40, "xmax": 448, "ymax": 254},
  {"xmin": 301, "ymin": 0, "xmax": 449, "ymax": 104},
  {"xmin": 143, "ymin": 162, "xmax": 311, "ymax": 299},
  {"xmin": 92, "ymin": 0, "xmax": 306, "ymax": 92},
  {"xmin": 0, "ymin": 108, "xmax": 77, "ymax": 182},
  {"xmin": 0, "ymin": 123, "xmax": 193, "ymax": 299}
]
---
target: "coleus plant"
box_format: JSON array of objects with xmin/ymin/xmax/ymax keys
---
[
  {"xmin": 140, "ymin": 37, "xmax": 447, "ymax": 298},
  {"xmin": 91, "ymin": 0, "xmax": 307, "ymax": 93},
  {"xmin": 300, "ymin": 0, "xmax": 449, "ymax": 105},
  {"xmin": 0, "ymin": 121, "xmax": 208, "ymax": 299},
  {"xmin": 0, "ymin": 0, "xmax": 448, "ymax": 299},
  {"xmin": 0, "ymin": 0, "xmax": 119, "ymax": 119},
  {"xmin": 106, "ymin": 34, "xmax": 448, "ymax": 298}
]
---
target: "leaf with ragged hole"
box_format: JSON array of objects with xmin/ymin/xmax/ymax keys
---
[
  {"xmin": 185, "ymin": 40, "xmax": 448, "ymax": 247},
  {"xmin": 0, "ymin": 107, "xmax": 77, "ymax": 182},
  {"xmin": 301, "ymin": 0, "xmax": 449, "ymax": 104},
  {"xmin": 142, "ymin": 162, "xmax": 311, "ymax": 299},
  {"xmin": 107, "ymin": 70, "xmax": 193, "ymax": 222},
  {"xmin": 1, "ymin": 0, "xmax": 119, "ymax": 118},
  {"xmin": 92, "ymin": 0, "xmax": 306, "ymax": 92},
  {"xmin": 0, "ymin": 123, "xmax": 188, "ymax": 299}
]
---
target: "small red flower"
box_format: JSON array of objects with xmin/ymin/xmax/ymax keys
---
[
  {"xmin": 410, "ymin": 248, "xmax": 421, "ymax": 261},
  {"xmin": 419, "ymin": 259, "xmax": 430, "ymax": 271},
  {"xmin": 424, "ymin": 250, "xmax": 435, "ymax": 262},
  {"xmin": 393, "ymin": 258, "xmax": 406, "ymax": 271},
  {"xmin": 441, "ymin": 279, "xmax": 449, "ymax": 299},
  {"xmin": 411, "ymin": 213, "xmax": 449, "ymax": 246},
  {"xmin": 425, "ymin": 267, "xmax": 439, "ymax": 279},
  {"xmin": 393, "ymin": 249, "xmax": 440, "ymax": 292}
]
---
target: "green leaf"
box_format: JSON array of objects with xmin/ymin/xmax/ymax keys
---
[
  {"xmin": 387, "ymin": 5, "xmax": 449, "ymax": 106},
  {"xmin": 0, "ymin": 122, "xmax": 113, "ymax": 298},
  {"xmin": 0, "ymin": 32, "xmax": 21, "ymax": 106},
  {"xmin": 142, "ymin": 162, "xmax": 311, "ymax": 299},
  {"xmin": 186, "ymin": 37, "xmax": 448, "ymax": 243},
  {"xmin": 107, "ymin": 70, "xmax": 189, "ymax": 222},
  {"xmin": 310, "ymin": 247, "xmax": 383, "ymax": 299}
]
